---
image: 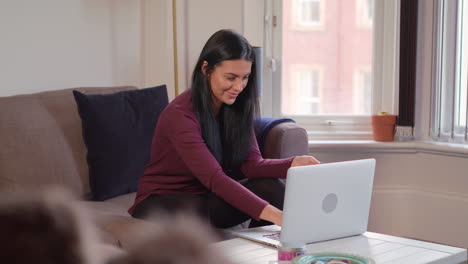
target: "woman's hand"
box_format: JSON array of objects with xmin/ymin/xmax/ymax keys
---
[
  {"xmin": 259, "ymin": 204, "xmax": 283, "ymax": 226},
  {"xmin": 291, "ymin": 155, "xmax": 320, "ymax": 167}
]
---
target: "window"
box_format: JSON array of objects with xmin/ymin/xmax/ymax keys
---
[
  {"xmin": 353, "ymin": 68, "xmax": 372, "ymax": 114},
  {"xmin": 292, "ymin": 0, "xmax": 325, "ymax": 29},
  {"xmin": 262, "ymin": 0, "xmax": 399, "ymax": 140},
  {"xmin": 298, "ymin": 0, "xmax": 321, "ymax": 26},
  {"xmin": 356, "ymin": 0, "xmax": 374, "ymax": 28},
  {"xmin": 431, "ymin": 0, "xmax": 468, "ymax": 143},
  {"xmin": 286, "ymin": 0, "xmax": 373, "ymax": 116},
  {"xmin": 286, "ymin": 65, "xmax": 322, "ymax": 114}
]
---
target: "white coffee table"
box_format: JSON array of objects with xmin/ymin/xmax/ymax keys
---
[{"xmin": 213, "ymin": 232, "xmax": 467, "ymax": 264}]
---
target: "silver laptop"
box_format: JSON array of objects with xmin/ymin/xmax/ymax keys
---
[{"xmin": 230, "ymin": 159, "xmax": 376, "ymax": 247}]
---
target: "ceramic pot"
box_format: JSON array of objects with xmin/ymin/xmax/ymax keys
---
[{"xmin": 371, "ymin": 115, "xmax": 397, "ymax": 141}]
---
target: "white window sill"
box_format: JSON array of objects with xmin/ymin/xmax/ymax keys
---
[
  {"xmin": 308, "ymin": 140, "xmax": 468, "ymax": 157},
  {"xmin": 307, "ymin": 131, "xmax": 373, "ymax": 141}
]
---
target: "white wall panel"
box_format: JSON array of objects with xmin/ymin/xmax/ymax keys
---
[
  {"xmin": 0, "ymin": 0, "xmax": 115, "ymax": 96},
  {"xmin": 0, "ymin": 0, "xmax": 150, "ymax": 97},
  {"xmin": 141, "ymin": 0, "xmax": 175, "ymax": 100},
  {"xmin": 110, "ymin": 0, "xmax": 142, "ymax": 88}
]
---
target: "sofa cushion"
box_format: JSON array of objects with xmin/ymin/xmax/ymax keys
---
[
  {"xmin": 262, "ymin": 122, "xmax": 309, "ymax": 159},
  {"xmin": 73, "ymin": 86, "xmax": 168, "ymax": 201},
  {"xmin": 78, "ymin": 192, "xmax": 143, "ymax": 247},
  {"xmin": 0, "ymin": 86, "xmax": 136, "ymax": 197},
  {"xmin": 255, "ymin": 117, "xmax": 295, "ymax": 156},
  {"xmin": 80, "ymin": 192, "xmax": 136, "ymax": 217}
]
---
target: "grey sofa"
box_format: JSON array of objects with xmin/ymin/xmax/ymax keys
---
[{"xmin": 0, "ymin": 86, "xmax": 309, "ymax": 249}]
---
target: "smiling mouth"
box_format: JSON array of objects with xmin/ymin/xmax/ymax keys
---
[{"xmin": 227, "ymin": 92, "xmax": 239, "ymax": 99}]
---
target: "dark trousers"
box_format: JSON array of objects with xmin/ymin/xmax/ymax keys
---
[{"xmin": 132, "ymin": 178, "xmax": 285, "ymax": 228}]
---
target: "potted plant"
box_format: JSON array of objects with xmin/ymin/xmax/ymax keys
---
[{"xmin": 371, "ymin": 111, "xmax": 397, "ymax": 141}]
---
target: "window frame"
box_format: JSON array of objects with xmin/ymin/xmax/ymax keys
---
[
  {"xmin": 262, "ymin": 0, "xmax": 400, "ymax": 140},
  {"xmin": 431, "ymin": 0, "xmax": 468, "ymax": 144}
]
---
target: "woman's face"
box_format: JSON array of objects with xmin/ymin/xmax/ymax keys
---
[{"xmin": 203, "ymin": 59, "xmax": 252, "ymax": 113}]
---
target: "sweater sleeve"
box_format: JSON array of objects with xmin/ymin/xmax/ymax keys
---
[
  {"xmin": 241, "ymin": 133, "xmax": 294, "ymax": 179},
  {"xmin": 167, "ymin": 109, "xmax": 268, "ymax": 220}
]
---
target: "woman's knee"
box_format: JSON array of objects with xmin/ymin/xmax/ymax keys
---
[
  {"xmin": 206, "ymin": 193, "xmax": 251, "ymax": 228},
  {"xmin": 133, "ymin": 193, "xmax": 207, "ymax": 220}
]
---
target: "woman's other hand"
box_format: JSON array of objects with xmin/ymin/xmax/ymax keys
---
[{"xmin": 291, "ymin": 155, "xmax": 320, "ymax": 167}]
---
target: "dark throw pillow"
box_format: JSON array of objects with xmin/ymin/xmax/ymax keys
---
[{"xmin": 73, "ymin": 85, "xmax": 168, "ymax": 201}]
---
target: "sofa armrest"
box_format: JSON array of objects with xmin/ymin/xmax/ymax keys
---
[{"xmin": 262, "ymin": 122, "xmax": 309, "ymax": 159}]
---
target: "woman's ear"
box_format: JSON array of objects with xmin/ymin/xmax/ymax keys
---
[{"xmin": 201, "ymin": 61, "xmax": 209, "ymax": 75}]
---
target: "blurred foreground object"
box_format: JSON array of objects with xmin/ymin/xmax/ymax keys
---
[
  {"xmin": 108, "ymin": 213, "xmax": 233, "ymax": 264},
  {"xmin": 0, "ymin": 187, "xmax": 118, "ymax": 264}
]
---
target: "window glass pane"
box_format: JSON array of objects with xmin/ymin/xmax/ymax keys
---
[
  {"xmin": 299, "ymin": 0, "xmax": 320, "ymax": 25},
  {"xmin": 366, "ymin": 0, "xmax": 374, "ymax": 21},
  {"xmin": 290, "ymin": 67, "xmax": 321, "ymax": 114},
  {"xmin": 282, "ymin": 0, "xmax": 373, "ymax": 115},
  {"xmin": 310, "ymin": 1, "xmax": 320, "ymax": 21},
  {"xmin": 354, "ymin": 69, "xmax": 372, "ymax": 114}
]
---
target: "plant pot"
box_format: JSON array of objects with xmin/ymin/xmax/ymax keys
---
[{"xmin": 371, "ymin": 115, "xmax": 397, "ymax": 141}]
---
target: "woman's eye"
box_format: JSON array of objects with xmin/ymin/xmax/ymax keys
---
[{"xmin": 227, "ymin": 77, "xmax": 235, "ymax": 81}]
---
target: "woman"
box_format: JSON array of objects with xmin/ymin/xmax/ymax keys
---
[{"xmin": 129, "ymin": 29, "xmax": 319, "ymax": 228}]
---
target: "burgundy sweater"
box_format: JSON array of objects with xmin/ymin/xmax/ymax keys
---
[{"xmin": 128, "ymin": 90, "xmax": 294, "ymax": 219}]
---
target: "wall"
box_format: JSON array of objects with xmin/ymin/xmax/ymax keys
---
[
  {"xmin": 110, "ymin": 0, "xmax": 142, "ymax": 89},
  {"xmin": 0, "ymin": 0, "xmax": 116, "ymax": 96},
  {"xmin": 0, "ymin": 0, "xmax": 174, "ymax": 98},
  {"xmin": 0, "ymin": 0, "xmax": 262, "ymax": 101},
  {"xmin": 141, "ymin": 0, "xmax": 176, "ymax": 100}
]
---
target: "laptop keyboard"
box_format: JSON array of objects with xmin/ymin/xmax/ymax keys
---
[{"xmin": 262, "ymin": 233, "xmax": 280, "ymax": 241}]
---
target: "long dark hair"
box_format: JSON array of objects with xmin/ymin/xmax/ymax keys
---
[{"xmin": 191, "ymin": 29, "xmax": 259, "ymax": 171}]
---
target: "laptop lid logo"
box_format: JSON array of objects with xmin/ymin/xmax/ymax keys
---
[{"xmin": 322, "ymin": 193, "xmax": 338, "ymax": 213}]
